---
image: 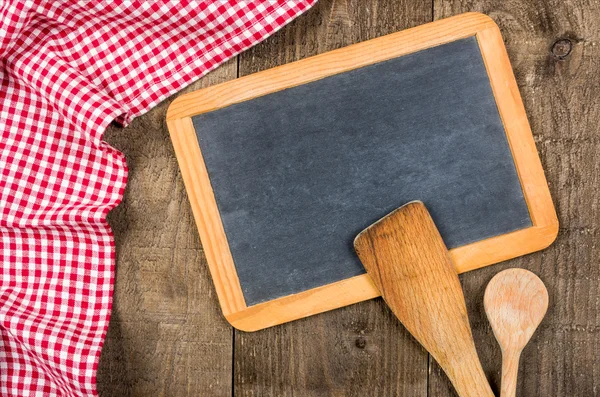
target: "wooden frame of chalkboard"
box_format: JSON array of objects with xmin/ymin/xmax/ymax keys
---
[{"xmin": 166, "ymin": 12, "xmax": 558, "ymax": 331}]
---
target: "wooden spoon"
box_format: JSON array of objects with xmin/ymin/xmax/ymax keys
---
[
  {"xmin": 484, "ymin": 268, "xmax": 549, "ymax": 397},
  {"xmin": 354, "ymin": 201, "xmax": 493, "ymax": 397}
]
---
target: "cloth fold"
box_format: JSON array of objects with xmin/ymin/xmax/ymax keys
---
[{"xmin": 0, "ymin": 1, "xmax": 315, "ymax": 395}]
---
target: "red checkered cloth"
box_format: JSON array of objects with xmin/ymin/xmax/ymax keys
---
[{"xmin": 0, "ymin": 1, "xmax": 315, "ymax": 395}]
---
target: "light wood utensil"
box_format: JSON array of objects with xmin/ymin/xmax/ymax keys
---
[
  {"xmin": 484, "ymin": 268, "xmax": 549, "ymax": 397},
  {"xmin": 354, "ymin": 201, "xmax": 494, "ymax": 397}
]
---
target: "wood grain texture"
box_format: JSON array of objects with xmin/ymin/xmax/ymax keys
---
[
  {"xmin": 166, "ymin": 9, "xmax": 557, "ymax": 331},
  {"xmin": 484, "ymin": 269, "xmax": 549, "ymax": 397},
  {"xmin": 233, "ymin": 1, "xmax": 431, "ymax": 396},
  {"xmin": 98, "ymin": 0, "xmax": 599, "ymax": 395},
  {"xmin": 432, "ymin": 1, "xmax": 600, "ymax": 396},
  {"xmin": 97, "ymin": 61, "xmax": 238, "ymax": 397},
  {"xmin": 355, "ymin": 201, "xmax": 494, "ymax": 397}
]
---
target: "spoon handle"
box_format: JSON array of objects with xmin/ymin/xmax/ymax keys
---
[{"xmin": 501, "ymin": 347, "xmax": 522, "ymax": 397}]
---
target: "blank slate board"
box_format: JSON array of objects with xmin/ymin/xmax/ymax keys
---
[
  {"xmin": 195, "ymin": 36, "xmax": 526, "ymax": 305},
  {"xmin": 166, "ymin": 13, "xmax": 558, "ymax": 331}
]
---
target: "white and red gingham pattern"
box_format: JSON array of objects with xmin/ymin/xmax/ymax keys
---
[{"xmin": 0, "ymin": 1, "xmax": 315, "ymax": 395}]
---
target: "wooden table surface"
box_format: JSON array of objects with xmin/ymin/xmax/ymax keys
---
[{"xmin": 98, "ymin": 1, "xmax": 599, "ymax": 395}]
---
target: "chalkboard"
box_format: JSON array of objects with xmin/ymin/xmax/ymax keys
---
[
  {"xmin": 193, "ymin": 36, "xmax": 528, "ymax": 306},
  {"xmin": 167, "ymin": 13, "xmax": 557, "ymax": 331}
]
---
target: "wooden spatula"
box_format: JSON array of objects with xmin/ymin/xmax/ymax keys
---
[
  {"xmin": 484, "ymin": 268, "xmax": 549, "ymax": 397},
  {"xmin": 354, "ymin": 201, "xmax": 493, "ymax": 397}
]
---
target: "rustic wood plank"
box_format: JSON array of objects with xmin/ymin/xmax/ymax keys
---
[
  {"xmin": 97, "ymin": 59, "xmax": 238, "ymax": 397},
  {"xmin": 432, "ymin": 1, "xmax": 600, "ymax": 396},
  {"xmin": 97, "ymin": 1, "xmax": 599, "ymax": 395},
  {"xmin": 234, "ymin": 1, "xmax": 432, "ymax": 396}
]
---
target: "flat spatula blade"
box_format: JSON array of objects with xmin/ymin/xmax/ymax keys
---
[{"xmin": 354, "ymin": 201, "xmax": 493, "ymax": 397}]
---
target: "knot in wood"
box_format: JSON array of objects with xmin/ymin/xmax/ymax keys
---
[
  {"xmin": 355, "ymin": 337, "xmax": 367, "ymax": 349},
  {"xmin": 552, "ymin": 39, "xmax": 572, "ymax": 59}
]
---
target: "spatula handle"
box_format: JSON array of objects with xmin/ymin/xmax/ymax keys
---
[
  {"xmin": 501, "ymin": 347, "xmax": 522, "ymax": 397},
  {"xmin": 445, "ymin": 352, "xmax": 495, "ymax": 397},
  {"xmin": 354, "ymin": 202, "xmax": 494, "ymax": 397}
]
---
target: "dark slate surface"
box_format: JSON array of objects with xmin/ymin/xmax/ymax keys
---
[{"xmin": 192, "ymin": 37, "xmax": 532, "ymax": 306}]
